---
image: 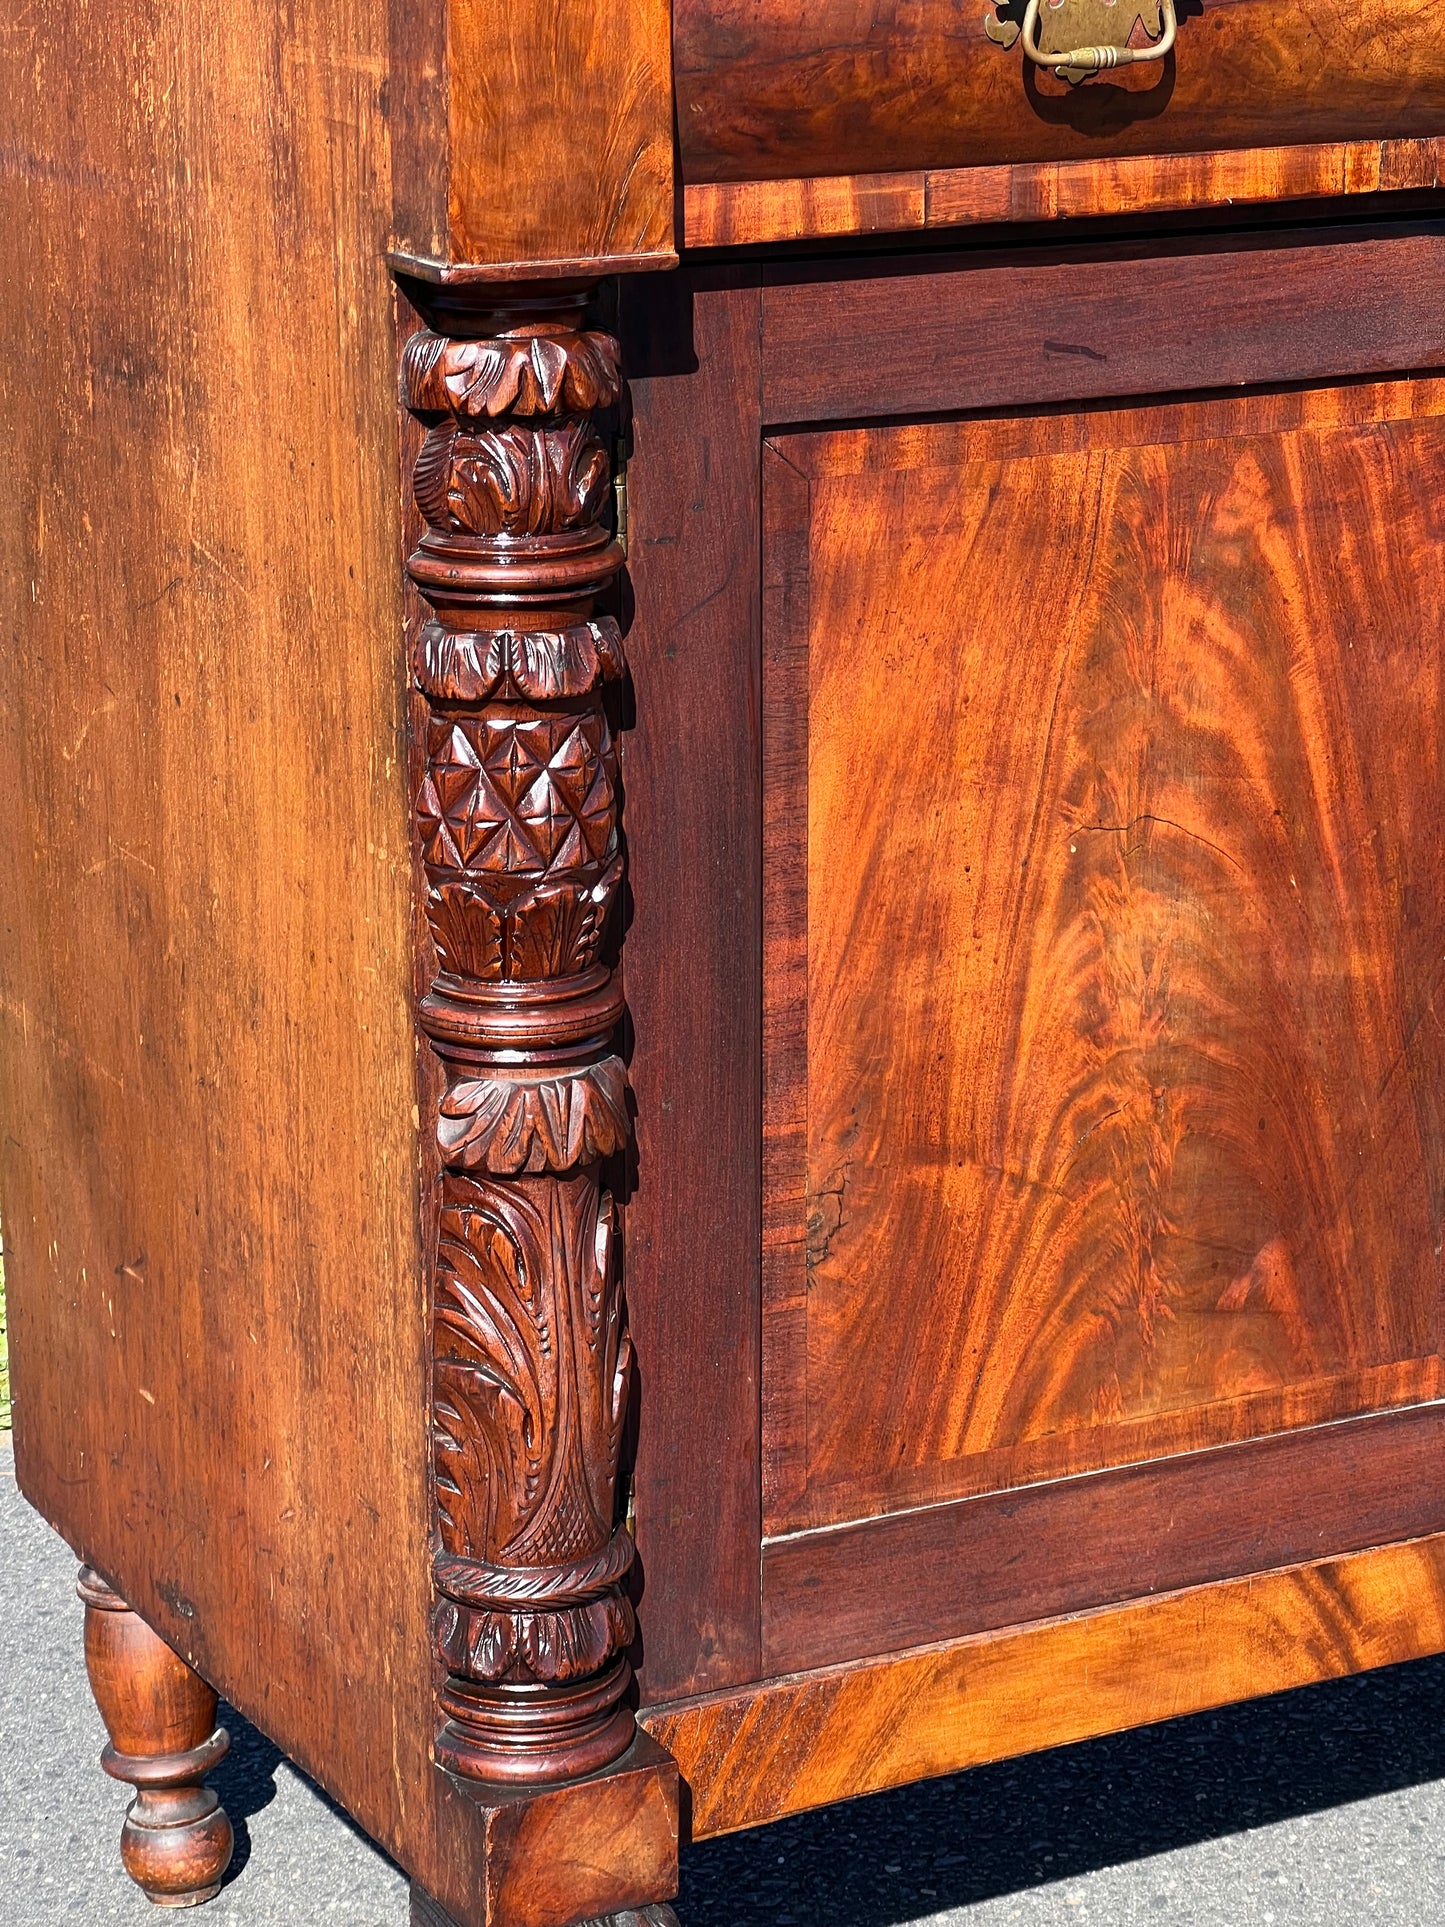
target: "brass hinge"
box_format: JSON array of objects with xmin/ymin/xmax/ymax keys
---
[{"xmin": 614, "ymin": 434, "xmax": 629, "ymax": 559}]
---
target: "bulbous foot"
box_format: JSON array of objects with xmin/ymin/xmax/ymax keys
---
[{"xmin": 78, "ymin": 1568, "xmax": 235, "ymax": 1907}]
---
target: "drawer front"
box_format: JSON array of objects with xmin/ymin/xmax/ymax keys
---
[
  {"xmin": 757, "ymin": 229, "xmax": 1445, "ymax": 1672},
  {"xmin": 675, "ymin": 0, "xmax": 1445, "ymax": 184}
]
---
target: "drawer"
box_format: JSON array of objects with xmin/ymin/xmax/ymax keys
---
[{"xmin": 675, "ymin": 0, "xmax": 1445, "ymax": 186}]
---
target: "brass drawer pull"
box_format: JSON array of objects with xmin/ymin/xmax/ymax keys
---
[{"xmin": 1019, "ymin": 0, "xmax": 1177, "ymax": 82}]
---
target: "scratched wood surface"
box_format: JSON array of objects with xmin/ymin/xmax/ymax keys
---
[
  {"xmin": 675, "ymin": 0, "xmax": 1445, "ymax": 186},
  {"xmin": 0, "ymin": 0, "xmax": 445, "ymax": 1878},
  {"xmin": 763, "ymin": 376, "xmax": 1445, "ymax": 1538}
]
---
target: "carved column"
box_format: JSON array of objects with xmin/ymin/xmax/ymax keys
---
[{"xmin": 400, "ymin": 283, "xmax": 636, "ymax": 1786}]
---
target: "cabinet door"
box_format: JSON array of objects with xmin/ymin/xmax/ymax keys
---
[{"xmin": 762, "ymin": 354, "xmax": 1445, "ymax": 1671}]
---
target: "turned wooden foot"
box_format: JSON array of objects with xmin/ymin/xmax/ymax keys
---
[{"xmin": 78, "ymin": 1567, "xmax": 234, "ymax": 1907}]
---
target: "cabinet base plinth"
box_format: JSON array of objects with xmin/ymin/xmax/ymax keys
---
[{"xmin": 422, "ymin": 1731, "xmax": 679, "ymax": 1927}]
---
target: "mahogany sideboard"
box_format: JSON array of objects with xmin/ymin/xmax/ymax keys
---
[{"xmin": 7, "ymin": 1, "xmax": 1445, "ymax": 1920}]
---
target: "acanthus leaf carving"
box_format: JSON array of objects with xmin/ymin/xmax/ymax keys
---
[
  {"xmin": 412, "ymin": 418, "xmax": 611, "ymax": 538},
  {"xmin": 414, "ymin": 618, "xmax": 625, "ymax": 705},
  {"xmin": 402, "ymin": 328, "xmax": 622, "ymax": 422},
  {"xmin": 432, "ymin": 1171, "xmax": 631, "ymax": 1567},
  {"xmin": 422, "ymin": 861, "xmax": 623, "ymax": 984},
  {"xmin": 438, "ymin": 1056, "xmax": 630, "ymax": 1175},
  {"xmin": 434, "ymin": 1591, "xmax": 635, "ymax": 1686}
]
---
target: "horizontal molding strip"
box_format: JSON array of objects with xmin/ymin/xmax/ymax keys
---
[
  {"xmin": 642, "ymin": 1525, "xmax": 1445, "ymax": 1838},
  {"xmin": 683, "ymin": 137, "xmax": 1445, "ymax": 250},
  {"xmin": 759, "ymin": 223, "xmax": 1445, "ymax": 424},
  {"xmin": 760, "ymin": 1399, "xmax": 1445, "ymax": 1674}
]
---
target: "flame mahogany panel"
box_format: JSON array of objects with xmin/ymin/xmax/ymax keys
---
[
  {"xmin": 674, "ymin": 0, "xmax": 1445, "ymax": 187},
  {"xmin": 648, "ymin": 1530, "xmax": 1445, "ymax": 1839},
  {"xmin": 762, "ymin": 377, "xmax": 1445, "ymax": 1553}
]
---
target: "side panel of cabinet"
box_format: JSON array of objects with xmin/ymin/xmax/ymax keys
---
[{"xmin": 0, "ymin": 0, "xmax": 445, "ymax": 1873}]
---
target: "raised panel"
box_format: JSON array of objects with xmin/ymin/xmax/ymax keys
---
[{"xmin": 762, "ymin": 379, "xmax": 1445, "ymax": 1554}]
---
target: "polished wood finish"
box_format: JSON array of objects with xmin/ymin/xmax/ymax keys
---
[
  {"xmin": 643, "ymin": 1531, "xmax": 1445, "ymax": 1839},
  {"xmin": 0, "ymin": 4, "xmax": 677, "ymax": 1916},
  {"xmin": 763, "ymin": 1404, "xmax": 1445, "ymax": 1671},
  {"xmin": 687, "ymin": 173, "xmax": 926, "ymax": 249},
  {"xmin": 683, "ymin": 137, "xmax": 1445, "ymax": 248},
  {"xmin": 763, "ymin": 369, "xmax": 1445, "ymax": 1555},
  {"xmin": 759, "ymin": 224, "xmax": 1445, "ymax": 426},
  {"xmin": 919, "ymin": 134, "xmax": 1445, "ymax": 232},
  {"xmin": 674, "ymin": 0, "xmax": 1445, "ymax": 186},
  {"xmin": 414, "ymin": 1735, "xmax": 679, "ymax": 1927},
  {"xmin": 400, "ymin": 285, "xmax": 639, "ymax": 1786},
  {"xmin": 79, "ymin": 1569, "xmax": 234, "ymax": 1907},
  {"xmin": 620, "ymin": 267, "xmax": 767, "ymax": 1705},
  {"xmin": 389, "ymin": 0, "xmax": 675, "ymax": 271},
  {"xmin": 11, "ymin": 0, "xmax": 1445, "ymax": 1913}
]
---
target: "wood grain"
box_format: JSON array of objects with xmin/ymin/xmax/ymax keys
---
[
  {"xmin": 760, "ymin": 444, "xmax": 814, "ymax": 1529},
  {"xmin": 0, "ymin": 5, "xmax": 677, "ymax": 1922},
  {"xmin": 762, "ymin": 1402, "xmax": 1445, "ymax": 1672},
  {"xmin": 0, "ymin": 0, "xmax": 432, "ymax": 1864},
  {"xmin": 642, "ymin": 1531, "xmax": 1445, "ymax": 1839},
  {"xmin": 400, "ymin": 295, "xmax": 642, "ymax": 1785},
  {"xmin": 14, "ymin": 0, "xmax": 1445, "ymax": 1892},
  {"xmin": 79, "ymin": 1568, "xmax": 234, "ymax": 1906},
  {"xmin": 621, "ymin": 268, "xmax": 768, "ymax": 1704},
  {"xmin": 674, "ymin": 0, "xmax": 1445, "ymax": 187},
  {"xmin": 686, "ymin": 172, "xmax": 925, "ymax": 248},
  {"xmin": 421, "ymin": 1733, "xmax": 679, "ymax": 1927},
  {"xmin": 760, "ymin": 225, "xmax": 1445, "ymax": 427},
  {"xmin": 683, "ymin": 139, "xmax": 1445, "ymax": 248},
  {"xmin": 762, "ymin": 375, "xmax": 1445, "ymax": 1540},
  {"xmin": 389, "ymin": 0, "xmax": 676, "ymax": 270}
]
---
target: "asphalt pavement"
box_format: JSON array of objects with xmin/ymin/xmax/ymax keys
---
[{"xmin": 5, "ymin": 1432, "xmax": 1445, "ymax": 1926}]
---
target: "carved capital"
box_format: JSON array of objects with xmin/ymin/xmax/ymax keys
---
[
  {"xmin": 401, "ymin": 327, "xmax": 623, "ymax": 423},
  {"xmin": 437, "ymin": 1057, "xmax": 630, "ymax": 1174},
  {"xmin": 413, "ymin": 616, "xmax": 625, "ymax": 706},
  {"xmin": 400, "ymin": 281, "xmax": 635, "ymax": 1787}
]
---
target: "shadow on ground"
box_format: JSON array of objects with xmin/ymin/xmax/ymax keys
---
[
  {"xmin": 210, "ymin": 1704, "xmax": 396, "ymax": 1890},
  {"xmin": 677, "ymin": 1653, "xmax": 1445, "ymax": 1925},
  {"xmin": 209, "ymin": 1708, "xmax": 283, "ymax": 1883}
]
